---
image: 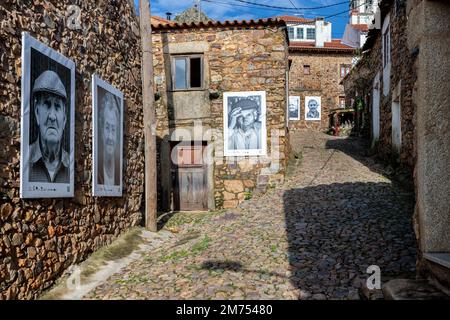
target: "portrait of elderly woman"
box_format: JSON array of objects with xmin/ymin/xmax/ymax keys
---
[
  {"xmin": 20, "ymin": 33, "xmax": 75, "ymax": 198},
  {"xmin": 97, "ymin": 89, "xmax": 121, "ymax": 186},
  {"xmin": 92, "ymin": 75, "xmax": 123, "ymax": 196},
  {"xmin": 224, "ymin": 91, "xmax": 267, "ymax": 156}
]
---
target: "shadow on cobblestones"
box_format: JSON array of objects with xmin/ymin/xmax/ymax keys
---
[
  {"xmin": 325, "ymin": 138, "xmax": 414, "ymax": 191},
  {"xmin": 283, "ymin": 181, "xmax": 417, "ymax": 299}
]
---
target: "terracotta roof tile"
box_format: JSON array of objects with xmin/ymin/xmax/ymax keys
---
[
  {"xmin": 151, "ymin": 18, "xmax": 286, "ymax": 30},
  {"xmin": 352, "ymin": 24, "xmax": 369, "ymax": 32},
  {"xmin": 289, "ymin": 39, "xmax": 355, "ymax": 52},
  {"xmin": 276, "ymin": 15, "xmax": 314, "ymax": 24},
  {"xmin": 151, "ymin": 16, "xmax": 170, "ymax": 25}
]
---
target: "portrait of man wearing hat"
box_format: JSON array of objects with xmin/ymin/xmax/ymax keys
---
[
  {"xmin": 227, "ymin": 98, "xmax": 261, "ymax": 150},
  {"xmin": 29, "ymin": 70, "xmax": 69, "ymax": 183}
]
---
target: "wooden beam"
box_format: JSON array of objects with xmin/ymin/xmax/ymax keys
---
[{"xmin": 139, "ymin": 0, "xmax": 157, "ymax": 232}]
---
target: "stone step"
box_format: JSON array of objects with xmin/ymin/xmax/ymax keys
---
[{"xmin": 382, "ymin": 279, "xmax": 450, "ymax": 300}]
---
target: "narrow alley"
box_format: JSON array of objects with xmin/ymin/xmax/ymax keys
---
[{"xmin": 82, "ymin": 131, "xmax": 416, "ymax": 300}]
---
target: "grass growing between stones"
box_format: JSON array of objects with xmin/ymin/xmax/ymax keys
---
[
  {"xmin": 81, "ymin": 227, "xmax": 143, "ymax": 278},
  {"xmin": 160, "ymin": 235, "xmax": 212, "ymax": 262},
  {"xmin": 164, "ymin": 210, "xmax": 226, "ymax": 229},
  {"xmin": 39, "ymin": 227, "xmax": 145, "ymax": 300},
  {"xmin": 286, "ymin": 151, "xmax": 303, "ymax": 178}
]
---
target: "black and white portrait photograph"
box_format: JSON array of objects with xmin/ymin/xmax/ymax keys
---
[
  {"xmin": 92, "ymin": 75, "xmax": 123, "ymax": 197},
  {"xmin": 223, "ymin": 91, "xmax": 267, "ymax": 157},
  {"xmin": 289, "ymin": 96, "xmax": 300, "ymax": 120},
  {"xmin": 20, "ymin": 32, "xmax": 75, "ymax": 198},
  {"xmin": 305, "ymin": 96, "xmax": 322, "ymax": 121}
]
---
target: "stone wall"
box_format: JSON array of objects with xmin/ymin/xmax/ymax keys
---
[
  {"xmin": 152, "ymin": 23, "xmax": 289, "ymax": 210},
  {"xmin": 288, "ymin": 51, "xmax": 353, "ymax": 131},
  {"xmin": 407, "ymin": 0, "xmax": 450, "ymax": 289},
  {"xmin": 0, "ymin": 0, "xmax": 143, "ymax": 299},
  {"xmin": 378, "ymin": 3, "xmax": 416, "ymax": 170},
  {"xmin": 342, "ymin": 3, "xmax": 415, "ymax": 172}
]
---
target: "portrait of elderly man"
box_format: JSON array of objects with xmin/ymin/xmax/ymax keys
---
[
  {"xmin": 307, "ymin": 98, "xmax": 320, "ymax": 119},
  {"xmin": 97, "ymin": 90, "xmax": 121, "ymax": 186},
  {"xmin": 289, "ymin": 97, "xmax": 300, "ymax": 120},
  {"xmin": 29, "ymin": 70, "xmax": 69, "ymax": 183},
  {"xmin": 227, "ymin": 98, "xmax": 262, "ymax": 150}
]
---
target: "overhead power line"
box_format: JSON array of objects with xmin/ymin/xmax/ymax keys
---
[{"xmin": 234, "ymin": 0, "xmax": 350, "ymax": 10}]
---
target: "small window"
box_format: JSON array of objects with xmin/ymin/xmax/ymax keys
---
[
  {"xmin": 287, "ymin": 26, "xmax": 295, "ymax": 39},
  {"xmin": 296, "ymin": 27, "xmax": 304, "ymax": 40},
  {"xmin": 339, "ymin": 96, "xmax": 346, "ymax": 108},
  {"xmin": 304, "ymin": 65, "xmax": 310, "ymax": 75},
  {"xmin": 172, "ymin": 55, "xmax": 203, "ymax": 90},
  {"xmin": 306, "ymin": 28, "xmax": 315, "ymax": 40},
  {"xmin": 340, "ymin": 64, "xmax": 351, "ymax": 78}
]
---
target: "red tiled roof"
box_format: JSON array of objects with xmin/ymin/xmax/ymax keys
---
[
  {"xmin": 152, "ymin": 18, "xmax": 286, "ymax": 30},
  {"xmin": 352, "ymin": 24, "xmax": 369, "ymax": 32},
  {"xmin": 276, "ymin": 15, "xmax": 314, "ymax": 24},
  {"xmin": 289, "ymin": 39, "xmax": 355, "ymax": 53},
  {"xmin": 151, "ymin": 16, "xmax": 170, "ymax": 25}
]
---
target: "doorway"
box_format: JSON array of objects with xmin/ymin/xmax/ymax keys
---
[{"xmin": 170, "ymin": 141, "xmax": 208, "ymax": 211}]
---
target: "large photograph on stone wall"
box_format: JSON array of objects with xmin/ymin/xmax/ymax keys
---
[
  {"xmin": 20, "ymin": 33, "xmax": 75, "ymax": 198},
  {"xmin": 305, "ymin": 96, "xmax": 322, "ymax": 121},
  {"xmin": 289, "ymin": 96, "xmax": 300, "ymax": 120},
  {"xmin": 223, "ymin": 91, "xmax": 267, "ymax": 156},
  {"xmin": 92, "ymin": 75, "xmax": 123, "ymax": 197}
]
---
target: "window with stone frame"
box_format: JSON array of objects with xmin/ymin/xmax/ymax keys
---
[
  {"xmin": 340, "ymin": 64, "xmax": 351, "ymax": 78},
  {"xmin": 303, "ymin": 65, "xmax": 311, "ymax": 75},
  {"xmin": 306, "ymin": 28, "xmax": 315, "ymax": 40},
  {"xmin": 171, "ymin": 55, "xmax": 203, "ymax": 90}
]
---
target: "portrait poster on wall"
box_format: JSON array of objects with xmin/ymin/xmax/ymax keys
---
[
  {"xmin": 305, "ymin": 96, "xmax": 322, "ymax": 121},
  {"xmin": 289, "ymin": 96, "xmax": 300, "ymax": 120},
  {"xmin": 20, "ymin": 32, "xmax": 75, "ymax": 198},
  {"xmin": 92, "ymin": 75, "xmax": 124, "ymax": 197},
  {"xmin": 223, "ymin": 91, "xmax": 267, "ymax": 157}
]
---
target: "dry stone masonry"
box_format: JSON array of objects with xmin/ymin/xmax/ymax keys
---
[
  {"xmin": 0, "ymin": 0, "xmax": 143, "ymax": 299},
  {"xmin": 152, "ymin": 20, "xmax": 290, "ymax": 210}
]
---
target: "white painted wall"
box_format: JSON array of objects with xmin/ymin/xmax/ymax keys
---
[{"xmin": 315, "ymin": 19, "xmax": 325, "ymax": 47}]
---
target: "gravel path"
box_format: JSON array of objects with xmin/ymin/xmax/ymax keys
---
[{"xmin": 85, "ymin": 131, "xmax": 416, "ymax": 300}]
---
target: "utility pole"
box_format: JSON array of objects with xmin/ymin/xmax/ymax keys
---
[{"xmin": 139, "ymin": 0, "xmax": 157, "ymax": 232}]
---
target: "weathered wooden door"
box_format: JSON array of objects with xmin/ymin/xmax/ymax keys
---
[{"xmin": 171, "ymin": 142, "xmax": 207, "ymax": 211}]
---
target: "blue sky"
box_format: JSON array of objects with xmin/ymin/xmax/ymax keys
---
[{"xmin": 134, "ymin": 0, "xmax": 351, "ymax": 39}]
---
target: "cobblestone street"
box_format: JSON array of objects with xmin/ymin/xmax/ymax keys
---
[{"xmin": 85, "ymin": 131, "xmax": 417, "ymax": 300}]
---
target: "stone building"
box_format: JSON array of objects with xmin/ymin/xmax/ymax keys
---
[
  {"xmin": 343, "ymin": 0, "xmax": 450, "ymax": 295},
  {"xmin": 342, "ymin": 0, "xmax": 415, "ymax": 172},
  {"xmin": 281, "ymin": 15, "xmax": 355, "ymax": 131},
  {"xmin": 151, "ymin": 18, "xmax": 290, "ymax": 211},
  {"xmin": 0, "ymin": 0, "xmax": 143, "ymax": 299}
]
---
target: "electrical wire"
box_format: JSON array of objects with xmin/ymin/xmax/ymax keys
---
[{"xmin": 234, "ymin": 0, "xmax": 350, "ymax": 10}]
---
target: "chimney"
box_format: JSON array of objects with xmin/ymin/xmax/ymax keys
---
[
  {"xmin": 166, "ymin": 12, "xmax": 172, "ymax": 20},
  {"xmin": 315, "ymin": 17, "xmax": 325, "ymax": 48}
]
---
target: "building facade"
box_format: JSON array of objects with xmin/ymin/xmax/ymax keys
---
[
  {"xmin": 281, "ymin": 16, "xmax": 355, "ymax": 131},
  {"xmin": 342, "ymin": 0, "xmax": 381, "ymax": 48},
  {"xmin": 151, "ymin": 19, "xmax": 290, "ymax": 211},
  {"xmin": 343, "ymin": 0, "xmax": 450, "ymax": 294},
  {"xmin": 0, "ymin": 0, "xmax": 144, "ymax": 299}
]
